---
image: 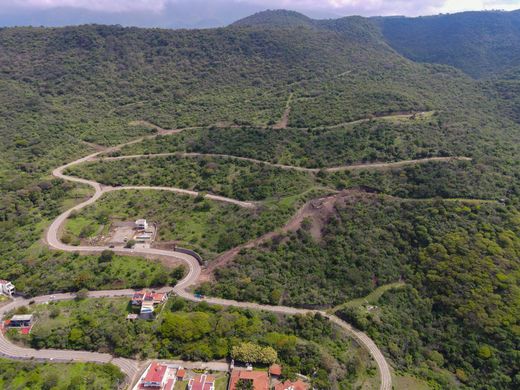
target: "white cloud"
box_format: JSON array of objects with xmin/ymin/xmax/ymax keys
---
[
  {"xmin": 4, "ymin": 0, "xmax": 167, "ymax": 13},
  {"xmin": 1, "ymin": 0, "xmax": 518, "ymax": 16},
  {"xmin": 433, "ymin": 0, "xmax": 520, "ymax": 13}
]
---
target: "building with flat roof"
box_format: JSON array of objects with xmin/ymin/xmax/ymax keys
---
[
  {"xmin": 0, "ymin": 280, "xmax": 15, "ymax": 296},
  {"xmin": 8, "ymin": 314, "xmax": 33, "ymax": 327},
  {"xmin": 135, "ymin": 219, "xmax": 148, "ymax": 231}
]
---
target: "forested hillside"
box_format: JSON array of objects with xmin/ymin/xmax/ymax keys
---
[
  {"xmin": 377, "ymin": 10, "xmax": 520, "ymax": 79},
  {"xmin": 0, "ymin": 9, "xmax": 519, "ymax": 389}
]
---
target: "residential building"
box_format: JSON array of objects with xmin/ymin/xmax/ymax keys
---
[
  {"xmin": 131, "ymin": 290, "xmax": 167, "ymax": 317},
  {"xmin": 135, "ymin": 219, "xmax": 148, "ymax": 231},
  {"xmin": 228, "ymin": 369, "xmax": 269, "ymax": 390},
  {"xmin": 142, "ymin": 362, "xmax": 168, "ymax": 388},
  {"xmin": 131, "ymin": 290, "xmax": 167, "ymax": 306},
  {"xmin": 0, "ymin": 280, "xmax": 15, "ymax": 296},
  {"xmin": 188, "ymin": 374, "xmax": 215, "ymax": 390},
  {"xmin": 133, "ymin": 362, "xmax": 178, "ymax": 390},
  {"xmin": 274, "ymin": 380, "xmax": 309, "ymax": 390}
]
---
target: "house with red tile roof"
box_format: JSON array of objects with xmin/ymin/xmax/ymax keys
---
[
  {"xmin": 141, "ymin": 362, "xmax": 168, "ymax": 388},
  {"xmin": 188, "ymin": 374, "xmax": 215, "ymax": 390},
  {"xmin": 133, "ymin": 362, "xmax": 179, "ymax": 390},
  {"xmin": 131, "ymin": 290, "xmax": 167, "ymax": 306},
  {"xmin": 131, "ymin": 290, "xmax": 168, "ymax": 317},
  {"xmin": 228, "ymin": 369, "xmax": 269, "ymax": 390},
  {"xmin": 274, "ymin": 380, "xmax": 309, "ymax": 390}
]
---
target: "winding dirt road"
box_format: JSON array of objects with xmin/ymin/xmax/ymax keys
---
[
  {"xmin": 97, "ymin": 152, "xmax": 471, "ymax": 173},
  {"xmin": 0, "ymin": 137, "xmax": 415, "ymax": 390}
]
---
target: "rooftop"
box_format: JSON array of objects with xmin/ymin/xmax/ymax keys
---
[
  {"xmin": 143, "ymin": 362, "xmax": 167, "ymax": 384},
  {"xmin": 274, "ymin": 380, "xmax": 309, "ymax": 390},
  {"xmin": 229, "ymin": 370, "xmax": 269, "ymax": 390},
  {"xmin": 188, "ymin": 374, "xmax": 215, "ymax": 390},
  {"xmin": 269, "ymin": 364, "xmax": 282, "ymax": 376},
  {"xmin": 11, "ymin": 314, "xmax": 33, "ymax": 321}
]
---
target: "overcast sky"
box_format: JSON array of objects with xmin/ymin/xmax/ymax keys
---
[{"xmin": 1, "ymin": 0, "xmax": 519, "ymax": 28}]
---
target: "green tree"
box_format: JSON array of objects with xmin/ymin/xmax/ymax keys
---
[{"xmin": 231, "ymin": 342, "xmax": 278, "ymax": 364}]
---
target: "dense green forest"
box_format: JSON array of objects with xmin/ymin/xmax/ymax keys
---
[
  {"xmin": 8, "ymin": 297, "xmax": 377, "ymax": 389},
  {"xmin": 209, "ymin": 195, "xmax": 520, "ymax": 388},
  {"xmin": 0, "ymin": 9, "xmax": 519, "ymax": 389},
  {"xmin": 377, "ymin": 10, "xmax": 520, "ymax": 79},
  {"xmin": 0, "ymin": 359, "xmax": 125, "ymax": 389}
]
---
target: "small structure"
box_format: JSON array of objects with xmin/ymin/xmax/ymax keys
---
[
  {"xmin": 8, "ymin": 314, "xmax": 33, "ymax": 328},
  {"xmin": 136, "ymin": 232, "xmax": 153, "ymax": 242},
  {"xmin": 229, "ymin": 369, "xmax": 269, "ymax": 390},
  {"xmin": 188, "ymin": 374, "xmax": 215, "ymax": 390},
  {"xmin": 133, "ymin": 362, "xmax": 179, "ymax": 390},
  {"xmin": 126, "ymin": 314, "xmax": 139, "ymax": 321},
  {"xmin": 135, "ymin": 219, "xmax": 148, "ymax": 231},
  {"xmin": 0, "ymin": 280, "xmax": 15, "ymax": 296},
  {"xmin": 176, "ymin": 369, "xmax": 186, "ymax": 382},
  {"xmin": 274, "ymin": 380, "xmax": 309, "ymax": 390},
  {"xmin": 269, "ymin": 364, "xmax": 282, "ymax": 378},
  {"xmin": 4, "ymin": 314, "xmax": 34, "ymax": 335}
]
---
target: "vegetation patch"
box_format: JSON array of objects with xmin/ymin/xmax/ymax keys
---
[
  {"xmin": 63, "ymin": 190, "xmax": 312, "ymax": 260},
  {"xmin": 210, "ymin": 195, "xmax": 520, "ymax": 388},
  {"xmin": 0, "ymin": 358, "xmax": 125, "ymax": 390},
  {"xmin": 11, "ymin": 297, "xmax": 376, "ymax": 389},
  {"xmin": 65, "ymin": 156, "xmax": 315, "ymax": 201},
  {"xmin": 10, "ymin": 250, "xmax": 184, "ymax": 297}
]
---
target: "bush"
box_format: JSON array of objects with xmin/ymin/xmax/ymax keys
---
[
  {"xmin": 98, "ymin": 250, "xmax": 114, "ymax": 263},
  {"xmin": 75, "ymin": 289, "xmax": 89, "ymax": 300}
]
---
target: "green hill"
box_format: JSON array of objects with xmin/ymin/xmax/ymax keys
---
[
  {"xmin": 0, "ymin": 12, "xmax": 519, "ymax": 389},
  {"xmin": 377, "ymin": 10, "xmax": 520, "ymax": 78},
  {"xmin": 231, "ymin": 9, "xmax": 316, "ymax": 28}
]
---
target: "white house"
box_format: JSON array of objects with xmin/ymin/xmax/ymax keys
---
[
  {"xmin": 135, "ymin": 219, "xmax": 148, "ymax": 231},
  {"xmin": 0, "ymin": 280, "xmax": 15, "ymax": 296}
]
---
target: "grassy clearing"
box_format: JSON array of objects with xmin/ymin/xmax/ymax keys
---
[
  {"xmin": 329, "ymin": 282, "xmax": 406, "ymax": 313},
  {"xmin": 0, "ymin": 358, "xmax": 125, "ymax": 389},
  {"xmin": 392, "ymin": 373, "xmax": 431, "ymax": 390},
  {"xmin": 12, "ymin": 249, "xmax": 184, "ymax": 297},
  {"xmin": 62, "ymin": 190, "xmax": 311, "ymax": 260}
]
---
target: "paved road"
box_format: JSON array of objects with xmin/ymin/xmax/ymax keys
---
[
  {"xmin": 1, "ymin": 135, "xmax": 394, "ymax": 390},
  {"xmin": 98, "ymin": 151, "xmax": 471, "ymax": 174}
]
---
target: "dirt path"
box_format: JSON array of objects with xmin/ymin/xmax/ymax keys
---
[
  {"xmin": 319, "ymin": 110, "xmax": 435, "ymax": 130},
  {"xmin": 203, "ymin": 191, "xmax": 356, "ymax": 277},
  {"xmin": 273, "ymin": 93, "xmax": 293, "ymax": 129},
  {"xmin": 97, "ymin": 152, "xmax": 472, "ymax": 173}
]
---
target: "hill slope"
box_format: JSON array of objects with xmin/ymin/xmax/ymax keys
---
[
  {"xmin": 0, "ymin": 13, "xmax": 519, "ymax": 390},
  {"xmin": 377, "ymin": 10, "xmax": 520, "ymax": 78}
]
